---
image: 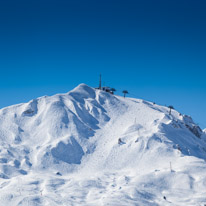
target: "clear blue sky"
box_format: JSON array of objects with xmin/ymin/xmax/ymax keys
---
[{"xmin": 0, "ymin": 0, "xmax": 205, "ymax": 128}]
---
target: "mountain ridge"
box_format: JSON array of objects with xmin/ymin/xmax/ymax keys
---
[{"xmin": 0, "ymin": 84, "xmax": 206, "ymax": 206}]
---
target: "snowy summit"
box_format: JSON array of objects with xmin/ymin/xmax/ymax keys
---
[{"xmin": 0, "ymin": 83, "xmax": 206, "ymax": 206}]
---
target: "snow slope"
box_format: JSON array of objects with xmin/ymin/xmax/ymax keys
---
[{"xmin": 0, "ymin": 84, "xmax": 206, "ymax": 206}]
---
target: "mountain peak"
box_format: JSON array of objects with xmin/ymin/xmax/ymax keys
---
[
  {"xmin": 72, "ymin": 83, "xmax": 92, "ymax": 91},
  {"xmin": 69, "ymin": 83, "xmax": 96, "ymax": 100}
]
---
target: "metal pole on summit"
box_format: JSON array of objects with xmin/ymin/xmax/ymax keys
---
[{"xmin": 99, "ymin": 74, "xmax": 102, "ymax": 90}]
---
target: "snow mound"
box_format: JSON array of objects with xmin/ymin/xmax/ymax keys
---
[{"xmin": 0, "ymin": 84, "xmax": 206, "ymax": 206}]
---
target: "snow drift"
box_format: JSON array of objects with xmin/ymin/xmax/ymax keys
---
[{"xmin": 0, "ymin": 84, "xmax": 206, "ymax": 206}]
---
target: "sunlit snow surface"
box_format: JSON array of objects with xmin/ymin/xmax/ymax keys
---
[{"xmin": 0, "ymin": 84, "xmax": 206, "ymax": 206}]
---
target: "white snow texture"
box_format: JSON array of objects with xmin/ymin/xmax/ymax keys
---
[{"xmin": 0, "ymin": 83, "xmax": 206, "ymax": 206}]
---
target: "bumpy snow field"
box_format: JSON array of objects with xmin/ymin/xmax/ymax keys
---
[{"xmin": 0, "ymin": 84, "xmax": 206, "ymax": 206}]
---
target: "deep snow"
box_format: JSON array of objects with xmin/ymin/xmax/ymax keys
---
[{"xmin": 0, "ymin": 84, "xmax": 206, "ymax": 206}]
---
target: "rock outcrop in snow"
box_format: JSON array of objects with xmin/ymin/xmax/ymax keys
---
[{"xmin": 0, "ymin": 84, "xmax": 206, "ymax": 206}]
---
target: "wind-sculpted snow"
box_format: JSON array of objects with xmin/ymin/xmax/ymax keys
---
[
  {"xmin": 0, "ymin": 84, "xmax": 206, "ymax": 206},
  {"xmin": 51, "ymin": 137, "xmax": 84, "ymax": 164}
]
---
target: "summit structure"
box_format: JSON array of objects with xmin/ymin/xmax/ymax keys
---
[{"xmin": 99, "ymin": 73, "xmax": 102, "ymax": 90}]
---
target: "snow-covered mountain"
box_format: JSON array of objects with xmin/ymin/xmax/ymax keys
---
[{"xmin": 0, "ymin": 84, "xmax": 206, "ymax": 206}]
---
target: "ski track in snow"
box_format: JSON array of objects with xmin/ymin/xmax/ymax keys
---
[{"xmin": 0, "ymin": 84, "xmax": 206, "ymax": 206}]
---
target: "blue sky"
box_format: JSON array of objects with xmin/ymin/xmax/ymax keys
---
[{"xmin": 0, "ymin": 0, "xmax": 205, "ymax": 128}]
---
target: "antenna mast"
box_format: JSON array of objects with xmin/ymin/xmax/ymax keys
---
[{"xmin": 99, "ymin": 74, "xmax": 102, "ymax": 90}]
